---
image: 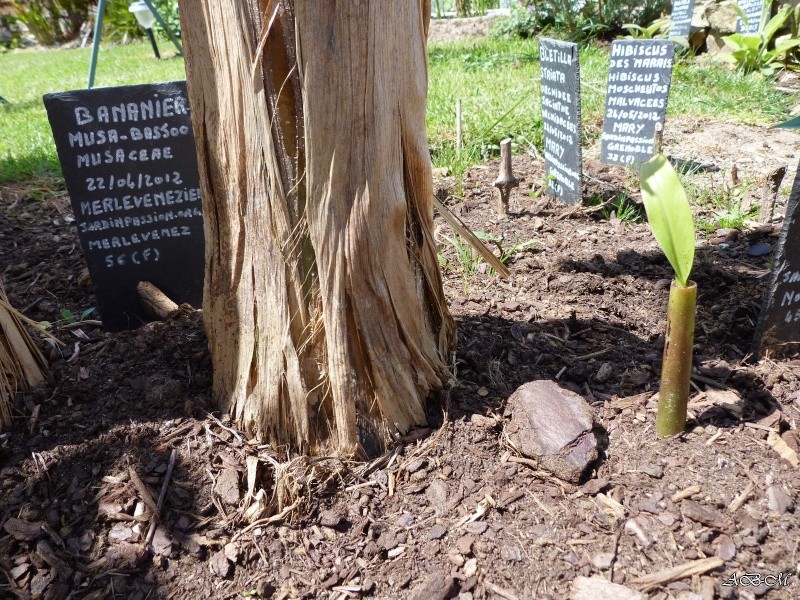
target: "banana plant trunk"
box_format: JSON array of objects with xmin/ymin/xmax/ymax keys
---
[
  {"xmin": 655, "ymin": 280, "xmax": 697, "ymax": 438},
  {"xmin": 178, "ymin": 0, "xmax": 455, "ymax": 457}
]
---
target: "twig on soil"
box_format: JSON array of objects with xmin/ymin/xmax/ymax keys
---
[
  {"xmin": 207, "ymin": 413, "xmax": 244, "ymax": 443},
  {"xmin": 670, "ymin": 485, "xmax": 701, "ymax": 503},
  {"xmin": 629, "ymin": 557, "xmax": 724, "ymax": 591},
  {"xmin": 128, "ymin": 467, "xmax": 158, "ymax": 515},
  {"xmin": 230, "ymin": 500, "xmax": 301, "ymax": 543},
  {"xmin": 727, "ymin": 481, "xmax": 755, "ymax": 513},
  {"xmin": 145, "ymin": 448, "xmax": 177, "ymax": 547},
  {"xmin": 61, "ymin": 320, "xmax": 103, "ymax": 330},
  {"xmin": 608, "ymin": 528, "xmax": 623, "ymax": 581},
  {"xmin": 483, "ymin": 580, "xmax": 520, "ymax": 600}
]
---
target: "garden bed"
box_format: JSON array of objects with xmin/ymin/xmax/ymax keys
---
[{"xmin": 1, "ymin": 121, "xmax": 799, "ymax": 598}]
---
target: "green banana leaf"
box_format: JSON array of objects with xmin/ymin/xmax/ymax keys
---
[{"xmin": 640, "ymin": 154, "xmax": 696, "ymax": 287}]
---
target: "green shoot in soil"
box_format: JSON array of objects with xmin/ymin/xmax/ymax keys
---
[{"xmin": 640, "ymin": 154, "xmax": 697, "ymax": 439}]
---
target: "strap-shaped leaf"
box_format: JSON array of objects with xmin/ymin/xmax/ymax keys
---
[
  {"xmin": 774, "ymin": 115, "xmax": 800, "ymax": 129},
  {"xmin": 640, "ymin": 154, "xmax": 695, "ymax": 287}
]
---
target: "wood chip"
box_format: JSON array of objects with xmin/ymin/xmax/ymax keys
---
[
  {"xmin": 484, "ymin": 580, "xmax": 520, "ymax": 600},
  {"xmin": 727, "ymin": 482, "xmax": 755, "ymax": 513},
  {"xmin": 670, "ymin": 485, "xmax": 701, "ymax": 503},
  {"xmin": 681, "ymin": 500, "xmax": 727, "ymax": 529},
  {"xmin": 629, "ymin": 557, "xmax": 724, "ymax": 591},
  {"xmin": 128, "ymin": 467, "xmax": 158, "ymax": 514},
  {"xmin": 767, "ymin": 430, "xmax": 799, "ymax": 467}
]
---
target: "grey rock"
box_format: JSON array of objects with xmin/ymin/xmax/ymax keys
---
[
  {"xmin": 592, "ymin": 552, "xmax": 615, "ymax": 570},
  {"xmin": 319, "ymin": 509, "xmax": 344, "ymax": 527},
  {"xmin": 427, "ymin": 524, "xmax": 447, "ymax": 540},
  {"xmin": 766, "ymin": 485, "xmax": 794, "ymax": 515},
  {"xmin": 209, "ymin": 550, "xmax": 232, "ymax": 578},
  {"xmin": 505, "ymin": 380, "xmax": 598, "ymax": 483},
  {"xmin": 409, "ymin": 570, "xmax": 457, "ymax": 600},
  {"xmin": 570, "ymin": 575, "xmax": 646, "ymax": 600},
  {"xmin": 681, "ymin": 499, "xmax": 727, "ymax": 529},
  {"xmin": 716, "ymin": 534, "xmax": 736, "ymax": 561},
  {"xmin": 748, "ymin": 242, "xmax": 772, "ymax": 257}
]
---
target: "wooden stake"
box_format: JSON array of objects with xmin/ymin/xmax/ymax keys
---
[
  {"xmin": 137, "ymin": 281, "xmax": 179, "ymax": 321},
  {"xmin": 760, "ymin": 165, "xmax": 787, "ymax": 224},
  {"xmin": 456, "ymin": 99, "xmax": 463, "ymax": 156},
  {"xmin": 493, "ymin": 138, "xmax": 518, "ymax": 216},
  {"xmin": 145, "ymin": 448, "xmax": 177, "ymax": 547}
]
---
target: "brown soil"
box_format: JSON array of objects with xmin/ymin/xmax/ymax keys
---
[{"xmin": 1, "ymin": 142, "xmax": 800, "ymax": 599}]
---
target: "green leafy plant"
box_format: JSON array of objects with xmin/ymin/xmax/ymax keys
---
[
  {"xmin": 474, "ymin": 231, "xmax": 535, "ymax": 267},
  {"xmin": 11, "ymin": 0, "xmax": 91, "ymax": 46},
  {"xmin": 640, "ymin": 154, "xmax": 697, "ymax": 438},
  {"xmin": 723, "ymin": 3, "xmax": 800, "ymax": 75},
  {"xmin": 621, "ymin": 18, "xmax": 670, "ymax": 39},
  {"xmin": 493, "ymin": 0, "xmax": 665, "ymax": 42},
  {"xmin": 60, "ymin": 307, "xmax": 96, "ymax": 324}
]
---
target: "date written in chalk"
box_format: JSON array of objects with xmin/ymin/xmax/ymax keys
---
[
  {"xmin": 722, "ymin": 572, "xmax": 792, "ymax": 588},
  {"xmin": 86, "ymin": 171, "xmax": 183, "ymax": 192}
]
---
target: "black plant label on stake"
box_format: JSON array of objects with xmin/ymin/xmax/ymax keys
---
[{"xmin": 44, "ymin": 81, "xmax": 205, "ymax": 331}]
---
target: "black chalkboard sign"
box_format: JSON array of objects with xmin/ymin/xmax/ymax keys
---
[
  {"xmin": 753, "ymin": 162, "xmax": 800, "ymax": 355},
  {"xmin": 669, "ymin": 0, "xmax": 695, "ymax": 38},
  {"xmin": 600, "ymin": 40, "xmax": 674, "ymax": 167},
  {"xmin": 43, "ymin": 81, "xmax": 204, "ymax": 331},
  {"xmin": 736, "ymin": 0, "xmax": 763, "ymax": 33},
  {"xmin": 540, "ymin": 38, "xmax": 582, "ymax": 204}
]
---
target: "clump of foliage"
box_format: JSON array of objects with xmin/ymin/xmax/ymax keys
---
[
  {"xmin": 640, "ymin": 154, "xmax": 697, "ymax": 438},
  {"xmin": 492, "ymin": 0, "xmax": 667, "ymax": 41},
  {"xmin": 104, "ymin": 0, "xmax": 181, "ymax": 43},
  {"xmin": 10, "ymin": 0, "xmax": 91, "ymax": 46},
  {"xmin": 0, "ymin": 15, "xmax": 23, "ymax": 50},
  {"xmin": 723, "ymin": 2, "xmax": 800, "ymax": 75}
]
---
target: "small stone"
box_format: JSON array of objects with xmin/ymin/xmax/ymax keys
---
[
  {"xmin": 223, "ymin": 541, "xmax": 240, "ymax": 563},
  {"xmin": 766, "ymin": 485, "xmax": 793, "ymax": 515},
  {"xmin": 427, "ymin": 524, "xmax": 447, "ymax": 540},
  {"xmin": 581, "ymin": 478, "xmax": 609, "ymax": 496},
  {"xmin": 319, "ymin": 509, "xmax": 343, "ymax": 528},
  {"xmin": 151, "ymin": 527, "xmax": 172, "ymax": 557},
  {"xmin": 640, "ymin": 464, "xmax": 664, "ymax": 479},
  {"xmin": 681, "ymin": 500, "xmax": 727, "ymax": 529},
  {"xmin": 465, "ymin": 521, "xmax": 488, "ymax": 535},
  {"xmin": 570, "ymin": 576, "xmax": 646, "ymax": 600},
  {"xmin": 406, "ymin": 458, "xmax": 427, "ymax": 473},
  {"xmin": 477, "ymin": 386, "xmax": 489, "ymax": 397},
  {"xmin": 447, "ymin": 551, "xmax": 465, "ymax": 567},
  {"xmin": 747, "ymin": 242, "xmax": 772, "ymax": 257},
  {"xmin": 463, "ymin": 558, "xmax": 478, "ymax": 578},
  {"xmin": 408, "ymin": 570, "xmax": 456, "ymax": 600},
  {"xmin": 592, "ymin": 552, "xmax": 614, "ymax": 570},
  {"xmin": 426, "ymin": 480, "xmax": 449, "ymax": 515},
  {"xmin": 500, "ymin": 545, "xmax": 522, "ymax": 561},
  {"xmin": 716, "ymin": 534, "xmax": 736, "ymax": 561},
  {"xmin": 3, "ymin": 518, "xmax": 43, "ymax": 542},
  {"xmin": 506, "ymin": 380, "xmax": 598, "ymax": 483},
  {"xmin": 455, "ymin": 535, "xmax": 474, "ymax": 555},
  {"xmin": 395, "ymin": 513, "xmax": 414, "ymax": 528},
  {"xmin": 595, "ymin": 363, "xmax": 613, "ymax": 383},
  {"xmin": 657, "ymin": 513, "xmax": 676, "ymax": 527},
  {"xmin": 209, "ymin": 550, "xmax": 231, "ymax": 578},
  {"xmin": 377, "ymin": 530, "xmax": 398, "ymax": 550},
  {"xmin": 214, "ymin": 467, "xmax": 240, "ymax": 507}
]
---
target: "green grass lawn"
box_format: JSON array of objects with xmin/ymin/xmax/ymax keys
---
[{"xmin": 0, "ymin": 38, "xmax": 793, "ymax": 185}]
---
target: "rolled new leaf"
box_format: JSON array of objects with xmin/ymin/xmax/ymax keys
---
[
  {"xmin": 655, "ymin": 280, "xmax": 697, "ymax": 438},
  {"xmin": 640, "ymin": 153, "xmax": 697, "ymax": 438},
  {"xmin": 640, "ymin": 154, "xmax": 695, "ymax": 287}
]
